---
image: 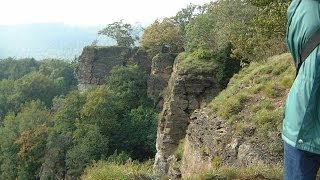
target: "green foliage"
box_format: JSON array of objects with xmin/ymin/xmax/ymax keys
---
[
  {"xmin": 0, "ymin": 57, "xmax": 39, "ymax": 80},
  {"xmin": 66, "ymin": 123, "xmax": 108, "ymax": 177},
  {"xmin": 81, "ymin": 86, "xmax": 120, "ymax": 134},
  {"xmin": 0, "ymin": 113, "xmax": 19, "ymax": 179},
  {"xmin": 185, "ymin": 11, "xmax": 216, "ymax": 56},
  {"xmin": 38, "ymin": 59, "xmax": 77, "ymax": 94},
  {"xmin": 105, "ymin": 64, "xmax": 149, "ymax": 110},
  {"xmin": 211, "ymin": 156, "xmax": 223, "ymax": 169},
  {"xmin": 140, "ymin": 18, "xmax": 184, "ymax": 56},
  {"xmin": 232, "ymin": 0, "xmax": 290, "ymax": 61},
  {"xmin": 215, "ymin": 43, "xmax": 241, "ymax": 87},
  {"xmin": 123, "ymin": 106, "xmax": 158, "ymax": 160},
  {"xmin": 185, "ymin": 0, "xmax": 256, "ymax": 60},
  {"xmin": 13, "ymin": 71, "xmax": 59, "ymax": 107},
  {"xmin": 99, "ymin": 20, "xmax": 137, "ymax": 47},
  {"xmin": 40, "ymin": 91, "xmax": 86, "ymax": 179},
  {"xmin": 107, "ymin": 151, "xmax": 132, "ymax": 165},
  {"xmin": 170, "ymin": 3, "xmax": 205, "ymax": 57},
  {"xmin": 53, "ymin": 91, "xmax": 86, "ymax": 133},
  {"xmin": 172, "ymin": 3, "xmax": 204, "ymax": 35},
  {"xmin": 254, "ymin": 108, "xmax": 282, "ymax": 126},
  {"xmin": 179, "ymin": 43, "xmax": 241, "ymax": 90},
  {"xmin": 179, "ymin": 53, "xmax": 217, "ymax": 75},
  {"xmin": 0, "ymin": 79, "xmax": 15, "ymax": 121},
  {"xmin": 0, "ymin": 101, "xmax": 51, "ymax": 179}
]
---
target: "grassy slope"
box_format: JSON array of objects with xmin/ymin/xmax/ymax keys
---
[
  {"xmin": 183, "ymin": 53, "xmax": 294, "ymax": 180},
  {"xmin": 210, "ymin": 53, "xmax": 294, "ymax": 143}
]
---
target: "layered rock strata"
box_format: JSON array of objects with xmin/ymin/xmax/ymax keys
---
[{"xmin": 154, "ymin": 57, "xmax": 220, "ymax": 176}]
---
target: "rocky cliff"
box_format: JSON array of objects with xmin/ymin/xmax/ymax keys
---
[
  {"xmin": 147, "ymin": 53, "xmax": 176, "ymax": 109},
  {"xmin": 75, "ymin": 46, "xmax": 151, "ymax": 92},
  {"xmin": 153, "ymin": 53, "xmax": 292, "ymax": 178},
  {"xmin": 154, "ymin": 54, "xmax": 221, "ymax": 177},
  {"xmin": 75, "ymin": 46, "xmax": 290, "ymax": 179}
]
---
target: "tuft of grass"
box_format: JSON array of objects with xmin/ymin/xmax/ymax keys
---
[
  {"xmin": 254, "ymin": 108, "xmax": 282, "ymax": 126},
  {"xmin": 185, "ymin": 165, "xmax": 283, "ymax": 180},
  {"xmin": 252, "ymin": 100, "xmax": 274, "ymax": 113},
  {"xmin": 175, "ymin": 139, "xmax": 185, "ymax": 161},
  {"xmin": 262, "ymin": 82, "xmax": 284, "ymax": 98},
  {"xmin": 211, "ymin": 156, "xmax": 223, "ymax": 169},
  {"xmin": 216, "ymin": 93, "xmax": 250, "ymax": 121},
  {"xmin": 178, "ymin": 52, "xmax": 217, "ymax": 75}
]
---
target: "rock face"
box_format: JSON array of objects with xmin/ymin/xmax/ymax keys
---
[
  {"xmin": 75, "ymin": 46, "xmax": 151, "ymax": 92},
  {"xmin": 147, "ymin": 53, "xmax": 176, "ymax": 109},
  {"xmin": 154, "ymin": 57, "xmax": 221, "ymax": 176},
  {"xmin": 180, "ymin": 109, "xmax": 283, "ymax": 178}
]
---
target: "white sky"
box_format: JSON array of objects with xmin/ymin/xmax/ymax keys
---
[{"xmin": 0, "ymin": 0, "xmax": 212, "ymax": 26}]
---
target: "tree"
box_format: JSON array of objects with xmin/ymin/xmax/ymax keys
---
[
  {"xmin": 12, "ymin": 71, "xmax": 58, "ymax": 107},
  {"xmin": 99, "ymin": 20, "xmax": 137, "ymax": 47},
  {"xmin": 0, "ymin": 101, "xmax": 51, "ymax": 179},
  {"xmin": 140, "ymin": 18, "xmax": 184, "ymax": 56},
  {"xmin": 38, "ymin": 59, "xmax": 77, "ymax": 94},
  {"xmin": 185, "ymin": 0, "xmax": 256, "ymax": 59},
  {"xmin": 0, "ymin": 113, "xmax": 19, "ymax": 179},
  {"xmin": 215, "ymin": 43, "xmax": 241, "ymax": 87},
  {"xmin": 66, "ymin": 123, "xmax": 108, "ymax": 177},
  {"xmin": 172, "ymin": 3, "xmax": 204, "ymax": 36},
  {"xmin": 105, "ymin": 64, "xmax": 149, "ymax": 110},
  {"xmin": 123, "ymin": 106, "xmax": 157, "ymax": 160},
  {"xmin": 0, "ymin": 79, "xmax": 15, "ymax": 121},
  {"xmin": 231, "ymin": 0, "xmax": 290, "ymax": 61},
  {"xmin": 185, "ymin": 11, "xmax": 217, "ymax": 58},
  {"xmin": 0, "ymin": 58, "xmax": 39, "ymax": 80},
  {"xmin": 40, "ymin": 91, "xmax": 86, "ymax": 179}
]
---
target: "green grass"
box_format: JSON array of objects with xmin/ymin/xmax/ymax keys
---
[
  {"xmin": 185, "ymin": 165, "xmax": 283, "ymax": 180},
  {"xmin": 208, "ymin": 53, "xmax": 294, "ymax": 126},
  {"xmin": 175, "ymin": 139, "xmax": 185, "ymax": 161},
  {"xmin": 81, "ymin": 159, "xmax": 154, "ymax": 180},
  {"xmin": 178, "ymin": 52, "xmax": 217, "ymax": 75}
]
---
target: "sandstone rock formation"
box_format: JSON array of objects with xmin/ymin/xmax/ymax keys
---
[
  {"xmin": 154, "ymin": 57, "xmax": 221, "ymax": 176},
  {"xmin": 180, "ymin": 109, "xmax": 283, "ymax": 178},
  {"xmin": 147, "ymin": 53, "xmax": 176, "ymax": 109},
  {"xmin": 75, "ymin": 46, "xmax": 151, "ymax": 92}
]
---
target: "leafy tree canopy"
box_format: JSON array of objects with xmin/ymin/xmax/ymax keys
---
[
  {"xmin": 140, "ymin": 18, "xmax": 184, "ymax": 56},
  {"xmin": 99, "ymin": 20, "xmax": 138, "ymax": 47}
]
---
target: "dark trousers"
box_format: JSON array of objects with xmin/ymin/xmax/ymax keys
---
[{"xmin": 284, "ymin": 142, "xmax": 320, "ymax": 180}]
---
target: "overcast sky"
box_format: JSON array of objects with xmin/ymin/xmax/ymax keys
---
[{"xmin": 0, "ymin": 0, "xmax": 212, "ymax": 26}]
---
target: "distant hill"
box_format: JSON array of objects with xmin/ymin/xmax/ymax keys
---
[{"xmin": 0, "ymin": 23, "xmax": 145, "ymax": 60}]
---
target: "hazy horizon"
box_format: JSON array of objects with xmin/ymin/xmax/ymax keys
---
[
  {"xmin": 0, "ymin": 0, "xmax": 212, "ymax": 60},
  {"xmin": 0, "ymin": 0, "xmax": 212, "ymax": 26}
]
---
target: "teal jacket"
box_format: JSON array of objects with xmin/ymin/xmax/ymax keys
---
[{"xmin": 283, "ymin": 0, "xmax": 320, "ymax": 153}]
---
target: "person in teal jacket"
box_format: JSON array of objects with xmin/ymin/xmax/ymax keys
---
[{"xmin": 283, "ymin": 0, "xmax": 320, "ymax": 179}]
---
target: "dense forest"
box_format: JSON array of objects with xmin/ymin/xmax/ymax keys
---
[{"xmin": 0, "ymin": 0, "xmax": 290, "ymax": 179}]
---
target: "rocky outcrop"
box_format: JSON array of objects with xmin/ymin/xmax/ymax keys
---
[
  {"xmin": 147, "ymin": 53, "xmax": 176, "ymax": 109},
  {"xmin": 180, "ymin": 109, "xmax": 283, "ymax": 178},
  {"xmin": 75, "ymin": 46, "xmax": 151, "ymax": 92},
  {"xmin": 154, "ymin": 56, "xmax": 221, "ymax": 176}
]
